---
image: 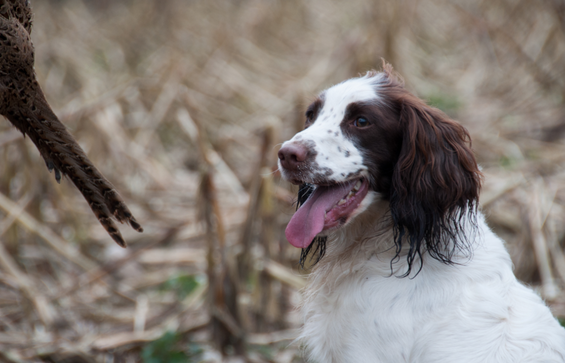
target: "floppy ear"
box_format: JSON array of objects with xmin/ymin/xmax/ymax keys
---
[{"xmin": 389, "ymin": 94, "xmax": 482, "ymax": 275}]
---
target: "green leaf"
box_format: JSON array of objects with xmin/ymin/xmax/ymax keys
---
[
  {"xmin": 160, "ymin": 274, "xmax": 200, "ymax": 299},
  {"xmin": 142, "ymin": 331, "xmax": 191, "ymax": 363}
]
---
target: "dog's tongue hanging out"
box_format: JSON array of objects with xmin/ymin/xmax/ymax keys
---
[{"xmin": 285, "ymin": 179, "xmax": 369, "ymax": 248}]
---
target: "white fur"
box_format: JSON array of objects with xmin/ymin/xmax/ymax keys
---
[
  {"xmin": 283, "ymin": 73, "xmax": 565, "ymax": 362},
  {"xmin": 281, "ymin": 73, "xmax": 386, "ymax": 184},
  {"xmin": 299, "ymin": 196, "xmax": 565, "ymax": 362}
]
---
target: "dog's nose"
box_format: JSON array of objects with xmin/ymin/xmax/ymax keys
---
[{"xmin": 278, "ymin": 143, "xmax": 308, "ymax": 170}]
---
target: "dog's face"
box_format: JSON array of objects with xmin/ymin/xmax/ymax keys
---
[
  {"xmin": 279, "ymin": 66, "xmax": 481, "ymax": 269},
  {"xmin": 278, "ymin": 72, "xmax": 404, "ymax": 248}
]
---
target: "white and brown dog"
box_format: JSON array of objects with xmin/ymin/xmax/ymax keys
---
[{"xmin": 278, "ymin": 64, "xmax": 565, "ymax": 363}]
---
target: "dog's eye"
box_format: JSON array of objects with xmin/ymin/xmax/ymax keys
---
[{"xmin": 354, "ymin": 117, "xmax": 370, "ymax": 128}]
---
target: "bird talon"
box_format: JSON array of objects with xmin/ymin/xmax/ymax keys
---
[{"xmin": 45, "ymin": 159, "xmax": 54, "ymax": 172}]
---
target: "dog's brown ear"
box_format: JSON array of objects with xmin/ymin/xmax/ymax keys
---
[{"xmin": 388, "ymin": 89, "xmax": 482, "ymax": 275}]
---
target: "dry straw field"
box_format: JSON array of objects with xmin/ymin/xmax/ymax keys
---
[{"xmin": 0, "ymin": 0, "xmax": 564, "ymax": 361}]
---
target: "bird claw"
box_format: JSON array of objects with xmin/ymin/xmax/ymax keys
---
[
  {"xmin": 45, "ymin": 159, "xmax": 54, "ymax": 172},
  {"xmin": 44, "ymin": 159, "xmax": 62, "ymax": 183}
]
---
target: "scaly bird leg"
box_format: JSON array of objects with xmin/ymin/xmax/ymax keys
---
[{"xmin": 0, "ymin": 0, "xmax": 142, "ymax": 246}]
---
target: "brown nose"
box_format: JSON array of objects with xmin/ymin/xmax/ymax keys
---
[{"xmin": 278, "ymin": 143, "xmax": 309, "ymax": 171}]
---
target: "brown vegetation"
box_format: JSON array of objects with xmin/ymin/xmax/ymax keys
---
[{"xmin": 0, "ymin": 0, "xmax": 564, "ymax": 361}]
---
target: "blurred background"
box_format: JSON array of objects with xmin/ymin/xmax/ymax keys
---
[{"xmin": 0, "ymin": 0, "xmax": 564, "ymax": 361}]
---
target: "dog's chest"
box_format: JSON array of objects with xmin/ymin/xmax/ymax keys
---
[{"xmin": 300, "ymin": 258, "xmax": 459, "ymax": 363}]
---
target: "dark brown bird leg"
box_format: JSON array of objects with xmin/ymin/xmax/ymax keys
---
[{"xmin": 0, "ymin": 0, "xmax": 142, "ymax": 247}]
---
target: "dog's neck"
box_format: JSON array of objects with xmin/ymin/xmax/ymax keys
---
[
  {"xmin": 307, "ymin": 192, "xmax": 481, "ymax": 292},
  {"xmin": 314, "ymin": 192, "xmax": 405, "ymax": 270},
  {"xmin": 303, "ymin": 195, "xmax": 401, "ymax": 296}
]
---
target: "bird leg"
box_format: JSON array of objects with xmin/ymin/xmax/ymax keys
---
[{"xmin": 0, "ymin": 1, "xmax": 142, "ymax": 246}]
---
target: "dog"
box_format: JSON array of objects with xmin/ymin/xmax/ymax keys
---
[{"xmin": 277, "ymin": 64, "xmax": 565, "ymax": 363}]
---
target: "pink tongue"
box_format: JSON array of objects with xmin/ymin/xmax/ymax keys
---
[{"xmin": 286, "ymin": 181, "xmax": 355, "ymax": 248}]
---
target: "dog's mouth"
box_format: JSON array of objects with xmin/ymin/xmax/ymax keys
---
[{"xmin": 286, "ymin": 178, "xmax": 370, "ymax": 248}]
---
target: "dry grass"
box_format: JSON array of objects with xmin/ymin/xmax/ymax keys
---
[{"xmin": 0, "ymin": 0, "xmax": 564, "ymax": 361}]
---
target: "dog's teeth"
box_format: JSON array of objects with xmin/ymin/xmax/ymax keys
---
[
  {"xmin": 337, "ymin": 199, "xmax": 347, "ymax": 206},
  {"xmin": 348, "ymin": 191, "xmax": 355, "ymax": 198},
  {"xmin": 354, "ymin": 180, "xmax": 362, "ymax": 191}
]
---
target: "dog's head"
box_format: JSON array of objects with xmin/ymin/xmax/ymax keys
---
[{"xmin": 278, "ymin": 63, "xmax": 482, "ymax": 273}]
